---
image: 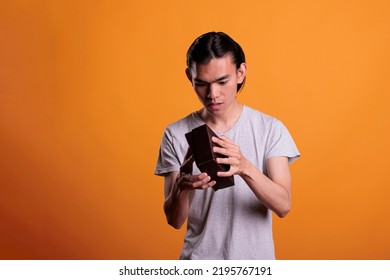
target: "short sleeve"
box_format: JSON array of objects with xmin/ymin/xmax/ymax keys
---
[
  {"xmin": 154, "ymin": 127, "xmax": 181, "ymax": 176},
  {"xmin": 265, "ymin": 119, "xmax": 300, "ymax": 164}
]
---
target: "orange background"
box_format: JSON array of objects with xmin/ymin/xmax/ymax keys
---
[{"xmin": 1, "ymin": 0, "xmax": 389, "ymax": 259}]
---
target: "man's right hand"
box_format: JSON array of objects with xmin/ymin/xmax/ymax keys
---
[
  {"xmin": 163, "ymin": 148, "xmax": 215, "ymax": 229},
  {"xmin": 176, "ymin": 149, "xmax": 216, "ymax": 191}
]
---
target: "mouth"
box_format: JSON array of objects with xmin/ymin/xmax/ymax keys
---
[{"xmin": 207, "ymin": 102, "xmax": 223, "ymax": 111}]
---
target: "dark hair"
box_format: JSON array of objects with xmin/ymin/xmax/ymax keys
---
[{"xmin": 186, "ymin": 32, "xmax": 246, "ymax": 92}]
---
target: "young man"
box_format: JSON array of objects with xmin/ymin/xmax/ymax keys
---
[{"xmin": 155, "ymin": 32, "xmax": 300, "ymax": 259}]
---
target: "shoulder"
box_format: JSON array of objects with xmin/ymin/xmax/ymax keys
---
[
  {"xmin": 240, "ymin": 105, "xmax": 292, "ymax": 143},
  {"xmin": 161, "ymin": 112, "xmax": 204, "ymax": 146},
  {"xmin": 242, "ymin": 105, "xmax": 282, "ymax": 128},
  {"xmin": 164, "ymin": 112, "xmax": 197, "ymax": 134}
]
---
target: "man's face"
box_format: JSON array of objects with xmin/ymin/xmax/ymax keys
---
[{"xmin": 186, "ymin": 55, "xmax": 246, "ymax": 116}]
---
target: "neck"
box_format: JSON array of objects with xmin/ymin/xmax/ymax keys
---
[{"xmin": 198, "ymin": 101, "xmax": 243, "ymax": 134}]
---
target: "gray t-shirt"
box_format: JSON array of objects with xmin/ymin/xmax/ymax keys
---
[{"xmin": 155, "ymin": 105, "xmax": 300, "ymax": 259}]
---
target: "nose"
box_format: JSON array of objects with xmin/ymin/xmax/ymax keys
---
[{"xmin": 206, "ymin": 84, "xmax": 219, "ymax": 100}]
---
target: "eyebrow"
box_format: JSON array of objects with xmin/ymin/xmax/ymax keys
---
[{"xmin": 194, "ymin": 75, "xmax": 230, "ymax": 84}]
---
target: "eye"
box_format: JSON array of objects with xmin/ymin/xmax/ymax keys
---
[
  {"xmin": 195, "ymin": 82, "xmax": 207, "ymax": 87},
  {"xmin": 219, "ymin": 80, "xmax": 228, "ymax": 85}
]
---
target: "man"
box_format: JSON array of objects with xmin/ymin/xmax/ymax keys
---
[{"xmin": 155, "ymin": 32, "xmax": 300, "ymax": 259}]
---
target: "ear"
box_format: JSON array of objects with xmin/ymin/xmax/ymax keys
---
[
  {"xmin": 185, "ymin": 68, "xmax": 193, "ymax": 84},
  {"xmin": 236, "ymin": 63, "xmax": 247, "ymax": 84}
]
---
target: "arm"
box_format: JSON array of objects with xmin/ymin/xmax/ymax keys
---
[
  {"xmin": 241, "ymin": 156, "xmax": 292, "ymax": 218},
  {"xmin": 213, "ymin": 136, "xmax": 292, "ymax": 218},
  {"xmin": 163, "ymin": 150, "xmax": 216, "ymax": 229},
  {"xmin": 163, "ymin": 171, "xmax": 191, "ymax": 229}
]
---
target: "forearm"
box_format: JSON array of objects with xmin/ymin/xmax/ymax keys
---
[
  {"xmin": 240, "ymin": 161, "xmax": 291, "ymax": 218},
  {"xmin": 164, "ymin": 174, "xmax": 192, "ymax": 229},
  {"xmin": 212, "ymin": 135, "xmax": 293, "ymax": 217}
]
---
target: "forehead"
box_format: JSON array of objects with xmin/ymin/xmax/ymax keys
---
[{"xmin": 189, "ymin": 55, "xmax": 236, "ymax": 79}]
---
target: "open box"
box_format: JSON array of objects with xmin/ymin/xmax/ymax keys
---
[{"xmin": 185, "ymin": 124, "xmax": 234, "ymax": 191}]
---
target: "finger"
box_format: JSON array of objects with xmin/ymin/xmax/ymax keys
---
[
  {"xmin": 183, "ymin": 154, "xmax": 194, "ymax": 166},
  {"xmin": 177, "ymin": 174, "xmax": 202, "ymax": 190},
  {"xmin": 217, "ymin": 170, "xmax": 234, "ymax": 177},
  {"xmin": 218, "ymin": 135, "xmax": 234, "ymax": 143},
  {"xmin": 199, "ymin": 180, "xmax": 216, "ymax": 189},
  {"xmin": 183, "ymin": 175, "xmax": 216, "ymax": 190},
  {"xmin": 212, "ymin": 135, "xmax": 234, "ymax": 146},
  {"xmin": 213, "ymin": 146, "xmax": 235, "ymax": 157},
  {"xmin": 193, "ymin": 179, "xmax": 216, "ymax": 189},
  {"xmin": 183, "ymin": 147, "xmax": 193, "ymax": 161},
  {"xmin": 188, "ymin": 173, "xmax": 208, "ymax": 183},
  {"xmin": 212, "ymin": 137, "xmax": 237, "ymax": 153},
  {"xmin": 180, "ymin": 150, "xmax": 194, "ymax": 174},
  {"xmin": 216, "ymin": 156, "xmax": 232, "ymax": 165},
  {"xmin": 211, "ymin": 136, "xmax": 225, "ymax": 147}
]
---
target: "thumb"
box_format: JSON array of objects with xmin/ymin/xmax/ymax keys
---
[{"xmin": 180, "ymin": 148, "xmax": 194, "ymax": 174}]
